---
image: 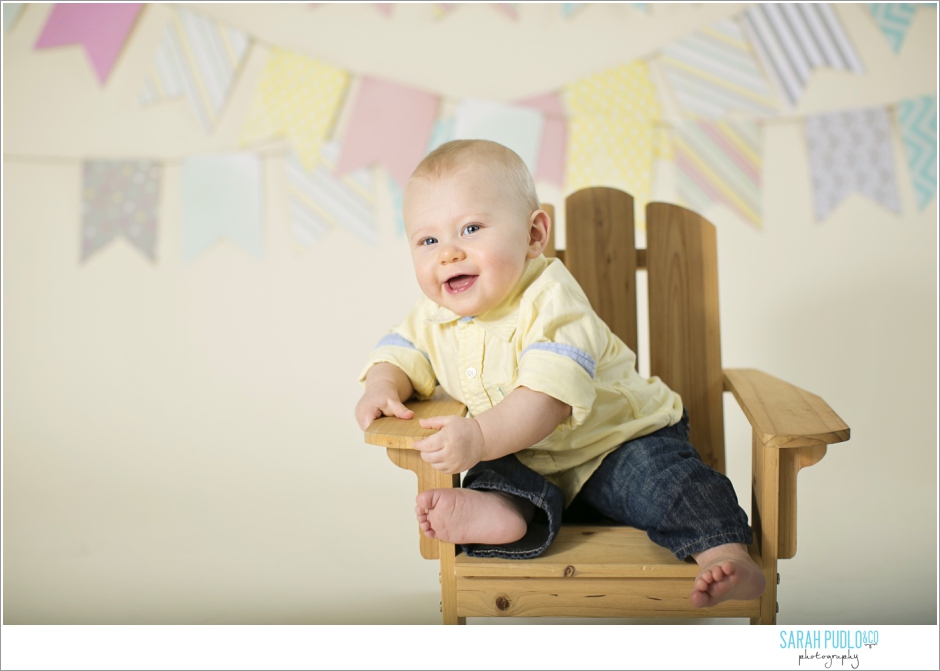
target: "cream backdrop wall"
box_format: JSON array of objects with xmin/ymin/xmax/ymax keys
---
[{"xmin": 2, "ymin": 2, "xmax": 937, "ymax": 629}]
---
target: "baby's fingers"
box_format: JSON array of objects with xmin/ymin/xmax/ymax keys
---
[{"xmin": 386, "ymin": 399, "xmax": 415, "ymax": 420}]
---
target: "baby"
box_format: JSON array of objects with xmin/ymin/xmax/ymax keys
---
[{"xmin": 355, "ymin": 139, "xmax": 765, "ymax": 608}]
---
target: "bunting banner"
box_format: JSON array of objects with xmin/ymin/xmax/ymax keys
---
[
  {"xmin": 868, "ymin": 3, "xmax": 919, "ymax": 53},
  {"xmin": 335, "ymin": 75, "xmax": 440, "ymax": 188},
  {"xmin": 426, "ymin": 116, "xmax": 456, "ymax": 154},
  {"xmin": 674, "ymin": 120, "xmax": 762, "ymax": 227},
  {"xmin": 138, "ymin": 8, "xmax": 250, "ymax": 131},
  {"xmin": 495, "ymin": 4, "xmax": 520, "ymax": 20},
  {"xmin": 35, "ymin": 3, "xmax": 144, "ymax": 85},
  {"xmin": 561, "ymin": 4, "xmax": 583, "ymax": 18},
  {"xmin": 517, "ymin": 92, "xmax": 568, "ymax": 187},
  {"xmin": 82, "ymin": 160, "xmax": 161, "ymax": 262},
  {"xmin": 3, "ymin": 3, "xmax": 24, "ymax": 31},
  {"xmin": 288, "ymin": 142, "xmax": 378, "ymax": 247},
  {"xmin": 374, "ymin": 4, "xmax": 393, "ymax": 18},
  {"xmin": 740, "ymin": 4, "xmax": 863, "ymax": 108},
  {"xmin": 564, "ymin": 62, "xmax": 662, "ymax": 224},
  {"xmin": 240, "ymin": 48, "xmax": 350, "ymax": 170},
  {"xmin": 659, "ymin": 18, "xmax": 779, "ymax": 118},
  {"xmin": 805, "ymin": 107, "xmax": 900, "ymax": 221},
  {"xmin": 181, "ymin": 153, "xmax": 264, "ymax": 261},
  {"xmin": 453, "ymin": 98, "xmax": 545, "ymax": 177},
  {"xmin": 897, "ymin": 95, "xmax": 938, "ymax": 211}
]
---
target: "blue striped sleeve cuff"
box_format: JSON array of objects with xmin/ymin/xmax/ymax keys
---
[{"xmin": 521, "ymin": 342, "xmax": 596, "ymax": 378}]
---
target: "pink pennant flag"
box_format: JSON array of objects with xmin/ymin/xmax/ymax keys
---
[
  {"xmin": 374, "ymin": 4, "xmax": 393, "ymax": 17},
  {"xmin": 517, "ymin": 92, "xmax": 568, "ymax": 187},
  {"xmin": 336, "ymin": 76, "xmax": 440, "ymax": 188},
  {"xmin": 495, "ymin": 4, "xmax": 519, "ymax": 19},
  {"xmin": 35, "ymin": 4, "xmax": 143, "ymax": 85}
]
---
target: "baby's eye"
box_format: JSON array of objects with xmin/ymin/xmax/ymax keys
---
[
  {"xmin": 420, "ymin": 237, "xmax": 438, "ymax": 246},
  {"xmin": 462, "ymin": 224, "xmax": 481, "ymax": 235}
]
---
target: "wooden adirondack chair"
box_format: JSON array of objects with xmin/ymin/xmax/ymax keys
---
[{"xmin": 364, "ymin": 187, "xmax": 850, "ymax": 624}]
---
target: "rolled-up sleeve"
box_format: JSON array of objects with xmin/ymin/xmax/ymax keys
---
[
  {"xmin": 509, "ymin": 284, "xmax": 605, "ymax": 430},
  {"xmin": 358, "ymin": 309, "xmax": 437, "ymax": 399}
]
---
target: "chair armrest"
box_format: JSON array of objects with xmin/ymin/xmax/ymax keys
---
[
  {"xmin": 364, "ymin": 398, "xmax": 468, "ymax": 450},
  {"xmin": 723, "ymin": 368, "xmax": 850, "ymax": 449}
]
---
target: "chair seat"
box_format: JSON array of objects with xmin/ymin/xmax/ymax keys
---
[{"xmin": 453, "ymin": 526, "xmax": 762, "ymax": 618}]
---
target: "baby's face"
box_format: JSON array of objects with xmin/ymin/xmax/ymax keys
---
[{"xmin": 403, "ymin": 163, "xmax": 538, "ymax": 317}]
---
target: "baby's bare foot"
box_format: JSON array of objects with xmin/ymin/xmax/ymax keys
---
[
  {"xmin": 690, "ymin": 543, "xmax": 766, "ymax": 608},
  {"xmin": 414, "ymin": 488, "xmax": 529, "ymax": 545}
]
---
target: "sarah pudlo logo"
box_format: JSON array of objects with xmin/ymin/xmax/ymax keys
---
[{"xmin": 780, "ymin": 629, "xmax": 879, "ymax": 669}]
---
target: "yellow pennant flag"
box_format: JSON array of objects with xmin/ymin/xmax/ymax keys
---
[
  {"xmin": 241, "ymin": 48, "xmax": 350, "ymax": 170},
  {"xmin": 564, "ymin": 62, "xmax": 664, "ymax": 226}
]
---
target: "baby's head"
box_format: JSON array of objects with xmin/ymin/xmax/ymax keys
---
[{"xmin": 403, "ymin": 140, "xmax": 551, "ymax": 317}]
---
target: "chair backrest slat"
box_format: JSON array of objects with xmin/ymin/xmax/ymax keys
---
[
  {"xmin": 563, "ymin": 188, "xmax": 638, "ymax": 357},
  {"xmin": 646, "ymin": 202, "xmax": 725, "ymax": 473}
]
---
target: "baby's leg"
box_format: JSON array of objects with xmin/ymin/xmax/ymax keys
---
[
  {"xmin": 415, "ymin": 489, "xmax": 535, "ymax": 546},
  {"xmin": 690, "ymin": 543, "xmax": 766, "ymax": 608}
]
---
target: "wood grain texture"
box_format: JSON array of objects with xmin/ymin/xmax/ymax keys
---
[
  {"xmin": 456, "ymin": 525, "xmax": 761, "ymax": 579},
  {"xmin": 565, "ymin": 187, "xmax": 638, "ymax": 357},
  {"xmin": 647, "ymin": 202, "xmax": 725, "ymax": 473},
  {"xmin": 455, "ymin": 576, "xmax": 760, "ymax": 618},
  {"xmin": 724, "ymin": 368, "xmax": 850, "ymax": 448},
  {"xmin": 751, "ymin": 432, "xmax": 779, "ymax": 625},
  {"xmin": 365, "ymin": 399, "xmax": 467, "ymax": 450}
]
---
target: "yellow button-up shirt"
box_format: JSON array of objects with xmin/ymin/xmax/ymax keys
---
[{"xmin": 360, "ymin": 255, "xmax": 683, "ymax": 505}]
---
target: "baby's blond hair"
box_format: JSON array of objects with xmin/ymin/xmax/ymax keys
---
[{"xmin": 410, "ymin": 139, "xmax": 540, "ymax": 215}]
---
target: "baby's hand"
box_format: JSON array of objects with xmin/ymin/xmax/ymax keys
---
[
  {"xmin": 412, "ymin": 416, "xmax": 485, "ymax": 474},
  {"xmin": 355, "ymin": 382, "xmax": 415, "ymax": 431}
]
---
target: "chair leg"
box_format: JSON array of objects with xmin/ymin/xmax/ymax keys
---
[
  {"xmin": 751, "ymin": 433, "xmax": 779, "ymax": 625},
  {"xmin": 439, "ymin": 542, "xmax": 465, "ymax": 625}
]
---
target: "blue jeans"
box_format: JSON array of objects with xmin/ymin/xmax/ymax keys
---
[{"xmin": 461, "ymin": 412, "xmax": 752, "ymax": 560}]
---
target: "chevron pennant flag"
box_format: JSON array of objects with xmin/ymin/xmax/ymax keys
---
[
  {"xmin": 240, "ymin": 48, "xmax": 350, "ymax": 170},
  {"xmin": 740, "ymin": 4, "xmax": 863, "ymax": 108},
  {"xmin": 897, "ymin": 95, "xmax": 938, "ymax": 210},
  {"xmin": 138, "ymin": 8, "xmax": 250, "ymax": 131},
  {"xmin": 287, "ymin": 142, "xmax": 378, "ymax": 246},
  {"xmin": 564, "ymin": 62, "xmax": 662, "ymax": 226},
  {"xmin": 181, "ymin": 153, "xmax": 263, "ymax": 261},
  {"xmin": 35, "ymin": 3, "xmax": 144, "ymax": 85},
  {"xmin": 805, "ymin": 107, "xmax": 900, "ymax": 221},
  {"xmin": 674, "ymin": 120, "xmax": 762, "ymax": 227},
  {"xmin": 868, "ymin": 4, "xmax": 919, "ymax": 53},
  {"xmin": 3, "ymin": 3, "xmax": 24, "ymax": 31},
  {"xmin": 659, "ymin": 18, "xmax": 778, "ymax": 118},
  {"xmin": 82, "ymin": 160, "xmax": 162, "ymax": 262}
]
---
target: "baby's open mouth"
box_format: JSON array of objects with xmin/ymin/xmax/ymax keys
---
[{"xmin": 445, "ymin": 274, "xmax": 477, "ymax": 294}]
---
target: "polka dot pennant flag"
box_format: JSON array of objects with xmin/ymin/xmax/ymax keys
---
[
  {"xmin": 82, "ymin": 160, "xmax": 161, "ymax": 262},
  {"xmin": 805, "ymin": 107, "xmax": 900, "ymax": 222},
  {"xmin": 240, "ymin": 48, "xmax": 350, "ymax": 170},
  {"xmin": 138, "ymin": 7, "xmax": 251, "ymax": 132},
  {"xmin": 563, "ymin": 61, "xmax": 663, "ymax": 227},
  {"xmin": 896, "ymin": 95, "xmax": 937, "ymax": 211}
]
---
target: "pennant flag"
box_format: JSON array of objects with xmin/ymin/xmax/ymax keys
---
[
  {"xmin": 433, "ymin": 4, "xmax": 458, "ymax": 19},
  {"xmin": 3, "ymin": 3, "xmax": 24, "ymax": 31},
  {"xmin": 241, "ymin": 48, "xmax": 350, "ymax": 170},
  {"xmin": 82, "ymin": 160, "xmax": 161, "ymax": 262},
  {"xmin": 374, "ymin": 4, "xmax": 393, "ymax": 17},
  {"xmin": 453, "ymin": 99, "xmax": 545, "ymax": 177},
  {"xmin": 138, "ymin": 8, "xmax": 250, "ymax": 132},
  {"xmin": 897, "ymin": 95, "xmax": 938, "ymax": 210},
  {"xmin": 633, "ymin": 4, "xmax": 649, "ymax": 12},
  {"xmin": 868, "ymin": 4, "xmax": 918, "ymax": 53},
  {"xmin": 659, "ymin": 19, "xmax": 779, "ymax": 118},
  {"xmin": 674, "ymin": 120, "xmax": 762, "ymax": 227},
  {"xmin": 427, "ymin": 116, "xmax": 457, "ymax": 154},
  {"xmin": 287, "ymin": 142, "xmax": 378, "ymax": 246},
  {"xmin": 495, "ymin": 4, "xmax": 519, "ymax": 19},
  {"xmin": 564, "ymin": 62, "xmax": 662, "ymax": 224},
  {"xmin": 35, "ymin": 4, "xmax": 143, "ymax": 85},
  {"xmin": 741, "ymin": 4, "xmax": 863, "ymax": 108},
  {"xmin": 805, "ymin": 107, "xmax": 900, "ymax": 221},
  {"xmin": 561, "ymin": 4, "xmax": 583, "ymax": 18},
  {"xmin": 335, "ymin": 76, "xmax": 440, "ymax": 189},
  {"xmin": 517, "ymin": 92, "xmax": 568, "ymax": 187},
  {"xmin": 181, "ymin": 153, "xmax": 264, "ymax": 261},
  {"xmin": 389, "ymin": 177, "xmax": 406, "ymax": 237}
]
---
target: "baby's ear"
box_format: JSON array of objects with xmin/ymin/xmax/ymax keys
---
[{"xmin": 527, "ymin": 209, "xmax": 552, "ymax": 258}]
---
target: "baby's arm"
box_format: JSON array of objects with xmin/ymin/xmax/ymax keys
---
[
  {"xmin": 412, "ymin": 387, "xmax": 571, "ymax": 474},
  {"xmin": 355, "ymin": 362, "xmax": 416, "ymax": 430}
]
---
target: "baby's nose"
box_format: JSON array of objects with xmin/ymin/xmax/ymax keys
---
[{"xmin": 439, "ymin": 244, "xmax": 465, "ymax": 263}]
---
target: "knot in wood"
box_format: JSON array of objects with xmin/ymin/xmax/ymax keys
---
[
  {"xmin": 563, "ymin": 565, "xmax": 576, "ymax": 578},
  {"xmin": 495, "ymin": 596, "xmax": 511, "ymax": 611}
]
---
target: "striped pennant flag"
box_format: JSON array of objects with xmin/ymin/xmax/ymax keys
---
[
  {"xmin": 659, "ymin": 19, "xmax": 779, "ymax": 118},
  {"xmin": 139, "ymin": 7, "xmax": 250, "ymax": 132},
  {"xmin": 740, "ymin": 4, "xmax": 863, "ymax": 108},
  {"xmin": 805, "ymin": 107, "xmax": 900, "ymax": 221},
  {"xmin": 674, "ymin": 120, "xmax": 762, "ymax": 227},
  {"xmin": 868, "ymin": 4, "xmax": 918, "ymax": 53},
  {"xmin": 897, "ymin": 95, "xmax": 937, "ymax": 210},
  {"xmin": 286, "ymin": 142, "xmax": 378, "ymax": 247}
]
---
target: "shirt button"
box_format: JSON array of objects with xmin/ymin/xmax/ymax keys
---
[{"xmin": 466, "ymin": 367, "xmax": 477, "ymax": 378}]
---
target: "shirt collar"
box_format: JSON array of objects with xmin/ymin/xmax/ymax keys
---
[{"xmin": 423, "ymin": 255, "xmax": 548, "ymax": 341}]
